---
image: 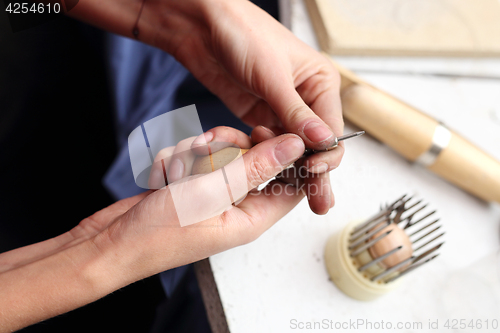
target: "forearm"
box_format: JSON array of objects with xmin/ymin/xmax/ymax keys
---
[
  {"xmin": 0, "ymin": 233, "xmax": 73, "ymax": 273},
  {"xmin": 0, "ymin": 233, "xmax": 134, "ymax": 332},
  {"xmin": 67, "ymin": 0, "xmax": 214, "ymax": 52},
  {"xmin": 0, "ymin": 126, "xmax": 310, "ymax": 330},
  {"xmin": 67, "ymin": 0, "xmax": 146, "ymax": 40},
  {"xmin": 0, "ymin": 221, "xmax": 102, "ymax": 273}
]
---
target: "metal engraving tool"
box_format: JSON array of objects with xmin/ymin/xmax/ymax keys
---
[
  {"xmin": 302, "ymin": 131, "xmax": 365, "ymax": 157},
  {"xmin": 192, "ymin": 131, "xmax": 365, "ymax": 175}
]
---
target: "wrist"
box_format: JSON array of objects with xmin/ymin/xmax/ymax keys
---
[
  {"xmin": 141, "ymin": 0, "xmax": 212, "ymax": 53},
  {"xmin": 0, "ymin": 235, "xmax": 132, "ymax": 331},
  {"xmin": 83, "ymin": 228, "xmax": 147, "ymax": 291}
]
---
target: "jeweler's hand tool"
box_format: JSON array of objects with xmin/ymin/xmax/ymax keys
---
[
  {"xmin": 329, "ymin": 54, "xmax": 500, "ymax": 203},
  {"xmin": 302, "ymin": 131, "xmax": 365, "ymax": 157},
  {"xmin": 191, "ymin": 131, "xmax": 365, "ymax": 175}
]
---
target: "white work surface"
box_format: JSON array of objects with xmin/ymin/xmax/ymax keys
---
[{"xmin": 209, "ymin": 1, "xmax": 500, "ymax": 332}]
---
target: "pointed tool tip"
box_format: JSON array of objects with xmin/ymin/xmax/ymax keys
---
[{"xmin": 337, "ymin": 131, "xmax": 366, "ymax": 142}]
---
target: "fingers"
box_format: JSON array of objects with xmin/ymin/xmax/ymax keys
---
[
  {"xmin": 191, "ymin": 126, "xmax": 252, "ymax": 156},
  {"xmin": 288, "ymin": 67, "xmax": 342, "ymax": 213},
  {"xmin": 274, "ymin": 162, "xmax": 333, "ymax": 215},
  {"xmin": 148, "ymin": 147, "xmax": 175, "ymax": 189},
  {"xmin": 224, "ymin": 180, "xmax": 305, "ymax": 245},
  {"xmin": 296, "ymin": 67, "xmax": 344, "ymax": 173},
  {"xmin": 302, "ymin": 143, "xmax": 345, "ymax": 174},
  {"xmin": 251, "ymin": 125, "xmax": 277, "ymax": 144},
  {"xmin": 144, "ymin": 133, "xmax": 305, "ymax": 228},
  {"xmin": 304, "ymin": 173, "xmax": 332, "ymax": 215},
  {"xmin": 264, "ymin": 80, "xmax": 338, "ymax": 151},
  {"xmin": 167, "ymin": 137, "xmax": 197, "ymax": 183},
  {"xmin": 90, "ymin": 191, "xmax": 152, "ymax": 226},
  {"xmin": 257, "ymin": 53, "xmax": 343, "ymax": 171},
  {"xmin": 240, "ymin": 134, "xmax": 305, "ymax": 191},
  {"xmin": 149, "ymin": 124, "xmax": 333, "ymax": 220},
  {"xmin": 150, "ymin": 126, "xmax": 254, "ymax": 188},
  {"xmin": 149, "ymin": 137, "xmax": 198, "ymax": 189},
  {"xmin": 252, "ymin": 125, "xmax": 335, "ymax": 214},
  {"xmin": 239, "ymin": 99, "xmax": 282, "ymax": 130},
  {"xmin": 296, "ymin": 64, "xmax": 343, "ymax": 136}
]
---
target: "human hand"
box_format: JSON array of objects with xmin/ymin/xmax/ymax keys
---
[
  {"xmin": 99, "ymin": 126, "xmax": 308, "ymax": 281},
  {"xmin": 147, "ymin": 126, "xmax": 334, "ymax": 213},
  {"xmin": 149, "ymin": 0, "xmax": 343, "ymax": 213},
  {"xmin": 69, "ymin": 0, "xmax": 343, "ymax": 213},
  {"xmin": 0, "ymin": 127, "xmax": 311, "ymax": 331}
]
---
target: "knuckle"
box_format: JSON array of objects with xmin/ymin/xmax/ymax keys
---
[
  {"xmin": 285, "ymin": 103, "xmax": 311, "ymax": 126},
  {"xmin": 213, "ymin": 126, "xmax": 231, "ymax": 138},
  {"xmin": 178, "ymin": 137, "xmax": 194, "ymax": 147},
  {"xmin": 321, "ymin": 59, "xmax": 341, "ymax": 85},
  {"xmin": 330, "ymin": 67, "xmax": 341, "ymax": 87},
  {"xmin": 246, "ymin": 157, "xmax": 272, "ymax": 187},
  {"xmin": 78, "ymin": 215, "xmax": 102, "ymax": 235},
  {"xmin": 155, "ymin": 146, "xmax": 174, "ymax": 162}
]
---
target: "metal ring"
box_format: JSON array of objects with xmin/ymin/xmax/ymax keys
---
[{"xmin": 415, "ymin": 123, "xmax": 451, "ymax": 167}]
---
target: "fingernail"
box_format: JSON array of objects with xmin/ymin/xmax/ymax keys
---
[
  {"xmin": 307, "ymin": 162, "xmax": 328, "ymax": 173},
  {"xmin": 303, "ymin": 121, "xmax": 334, "ymax": 143},
  {"xmin": 192, "ymin": 131, "xmax": 214, "ymax": 147},
  {"xmin": 168, "ymin": 158, "xmax": 184, "ymax": 183},
  {"xmin": 259, "ymin": 126, "xmax": 275, "ymax": 135},
  {"xmin": 274, "ymin": 136, "xmax": 305, "ymax": 166}
]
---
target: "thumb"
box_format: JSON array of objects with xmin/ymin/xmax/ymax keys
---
[
  {"xmin": 265, "ymin": 80, "xmax": 337, "ymax": 151},
  {"xmin": 157, "ymin": 134, "xmax": 305, "ymax": 227},
  {"xmin": 240, "ymin": 133, "xmax": 305, "ymax": 190}
]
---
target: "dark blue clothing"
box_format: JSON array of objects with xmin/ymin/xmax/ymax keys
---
[
  {"xmin": 103, "ymin": 33, "xmax": 251, "ymax": 297},
  {"xmin": 102, "ymin": 0, "xmax": 278, "ymax": 328}
]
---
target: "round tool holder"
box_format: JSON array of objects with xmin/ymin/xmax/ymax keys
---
[
  {"xmin": 325, "ymin": 220, "xmax": 401, "ymax": 301},
  {"xmin": 324, "ymin": 195, "xmax": 444, "ymax": 301}
]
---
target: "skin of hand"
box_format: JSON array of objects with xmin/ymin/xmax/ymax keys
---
[
  {"xmin": 69, "ymin": 0, "xmax": 344, "ymax": 214},
  {"xmin": 0, "ymin": 127, "xmax": 306, "ymax": 332},
  {"xmin": 147, "ymin": 126, "xmax": 334, "ymax": 209}
]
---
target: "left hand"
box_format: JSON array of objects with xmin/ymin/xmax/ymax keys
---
[{"xmin": 147, "ymin": 126, "xmax": 335, "ymax": 213}]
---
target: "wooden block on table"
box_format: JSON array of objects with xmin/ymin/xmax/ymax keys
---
[{"xmin": 305, "ymin": 0, "xmax": 500, "ymax": 56}]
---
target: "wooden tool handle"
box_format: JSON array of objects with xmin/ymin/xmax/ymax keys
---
[
  {"xmin": 428, "ymin": 133, "xmax": 500, "ymax": 203},
  {"xmin": 340, "ymin": 83, "xmax": 437, "ymax": 161},
  {"xmin": 192, "ymin": 147, "xmax": 249, "ymax": 175},
  {"xmin": 334, "ymin": 59, "xmax": 500, "ymax": 203}
]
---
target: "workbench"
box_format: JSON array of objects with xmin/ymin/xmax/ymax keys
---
[{"xmin": 196, "ymin": 1, "xmax": 500, "ymax": 332}]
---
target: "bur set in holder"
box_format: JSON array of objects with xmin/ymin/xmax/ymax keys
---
[{"xmin": 324, "ymin": 194, "xmax": 445, "ymax": 301}]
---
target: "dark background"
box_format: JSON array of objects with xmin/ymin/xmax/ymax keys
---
[
  {"xmin": 0, "ymin": 11, "xmax": 168, "ymax": 333},
  {"xmin": 3, "ymin": 0, "xmax": 79, "ymax": 32}
]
